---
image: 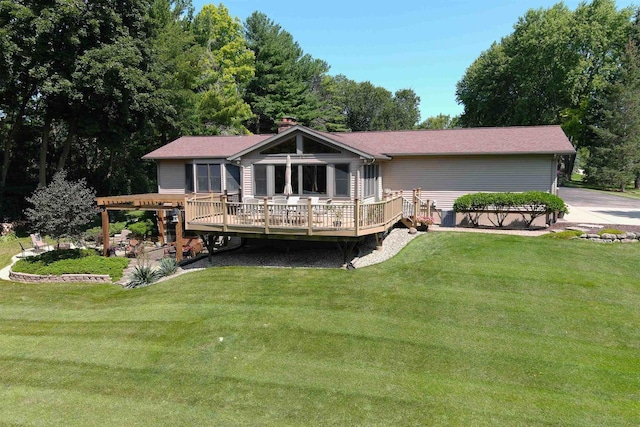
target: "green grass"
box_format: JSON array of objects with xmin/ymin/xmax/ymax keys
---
[
  {"xmin": 0, "ymin": 233, "xmax": 639, "ymax": 425},
  {"xmin": 11, "ymin": 249, "xmax": 130, "ymax": 281},
  {"xmin": 0, "ymin": 236, "xmax": 30, "ymax": 270}
]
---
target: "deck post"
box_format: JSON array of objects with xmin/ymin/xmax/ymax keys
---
[
  {"xmin": 307, "ymin": 198, "xmax": 313, "ymax": 235},
  {"xmin": 175, "ymin": 209, "xmax": 183, "ymax": 262},
  {"xmin": 411, "ymin": 188, "xmax": 419, "ymax": 227},
  {"xmin": 102, "ymin": 209, "xmax": 110, "ymax": 257},
  {"xmin": 263, "ymin": 197, "xmax": 270, "ymax": 234},
  {"xmin": 221, "ymin": 194, "xmax": 228, "ymax": 232},
  {"xmin": 427, "ymin": 199, "xmax": 431, "ymax": 219},
  {"xmin": 354, "ymin": 199, "xmax": 360, "ymax": 235}
]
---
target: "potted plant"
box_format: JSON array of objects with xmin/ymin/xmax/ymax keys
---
[{"xmin": 416, "ymin": 215, "xmax": 434, "ymax": 231}]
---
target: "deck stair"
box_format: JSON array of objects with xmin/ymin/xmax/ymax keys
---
[{"xmin": 400, "ymin": 188, "xmax": 433, "ymax": 228}]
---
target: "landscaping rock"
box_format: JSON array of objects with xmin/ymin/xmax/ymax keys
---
[
  {"xmin": 626, "ymin": 232, "xmax": 637, "ymax": 239},
  {"xmin": 408, "ymin": 227, "xmax": 417, "ymax": 234},
  {"xmin": 621, "ymin": 239, "xmax": 637, "ymax": 243},
  {"xmin": 566, "ymin": 226, "xmax": 590, "ymax": 232},
  {"xmin": 587, "ymin": 234, "xmax": 600, "ymax": 239},
  {"xmin": 600, "ymin": 233, "xmax": 618, "ymax": 240}
]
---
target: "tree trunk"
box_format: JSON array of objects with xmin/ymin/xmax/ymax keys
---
[
  {"xmin": 38, "ymin": 116, "xmax": 52, "ymax": 188},
  {"xmin": 1, "ymin": 112, "xmax": 24, "ymax": 191},
  {"xmin": 57, "ymin": 119, "xmax": 77, "ymax": 172},
  {"xmin": 635, "ymin": 174, "xmax": 640, "ymax": 189}
]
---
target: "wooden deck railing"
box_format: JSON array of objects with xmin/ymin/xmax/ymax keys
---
[{"xmin": 184, "ymin": 195, "xmax": 404, "ymax": 238}]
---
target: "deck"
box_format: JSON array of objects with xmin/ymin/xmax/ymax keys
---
[{"xmin": 184, "ymin": 195, "xmax": 405, "ymax": 240}]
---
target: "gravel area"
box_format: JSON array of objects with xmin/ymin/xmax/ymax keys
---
[
  {"xmin": 352, "ymin": 228, "xmax": 422, "ymax": 268},
  {"xmin": 167, "ymin": 221, "xmax": 639, "ymax": 277},
  {"xmin": 178, "ymin": 228, "xmax": 423, "ymax": 271}
]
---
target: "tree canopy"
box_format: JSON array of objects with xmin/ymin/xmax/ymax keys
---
[
  {"xmin": 0, "ymin": 1, "xmax": 426, "ymax": 220},
  {"xmin": 24, "ymin": 170, "xmax": 96, "ymax": 243},
  {"xmin": 456, "ymin": 0, "xmax": 639, "ymax": 188}
]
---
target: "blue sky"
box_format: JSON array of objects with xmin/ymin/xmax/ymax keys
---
[{"xmin": 192, "ymin": 0, "xmax": 636, "ymax": 121}]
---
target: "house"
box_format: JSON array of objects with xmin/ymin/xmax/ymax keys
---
[
  {"xmin": 97, "ymin": 120, "xmax": 574, "ymax": 260},
  {"xmin": 143, "ymin": 119, "xmax": 574, "ymax": 208}
]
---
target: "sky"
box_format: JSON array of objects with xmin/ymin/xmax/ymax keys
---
[{"xmin": 192, "ymin": 0, "xmax": 636, "ymax": 122}]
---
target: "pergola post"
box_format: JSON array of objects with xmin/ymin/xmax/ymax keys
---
[
  {"xmin": 157, "ymin": 210, "xmax": 166, "ymax": 245},
  {"xmin": 102, "ymin": 209, "xmax": 110, "ymax": 257}
]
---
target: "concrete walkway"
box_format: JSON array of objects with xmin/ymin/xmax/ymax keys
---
[{"xmin": 0, "ymin": 249, "xmax": 39, "ymax": 281}]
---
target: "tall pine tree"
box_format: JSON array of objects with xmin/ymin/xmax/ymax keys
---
[
  {"xmin": 243, "ymin": 12, "xmax": 327, "ymax": 133},
  {"xmin": 586, "ymin": 15, "xmax": 640, "ymax": 191}
]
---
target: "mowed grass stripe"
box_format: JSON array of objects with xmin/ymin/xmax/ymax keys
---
[{"xmin": 0, "ymin": 232, "xmax": 638, "ymax": 425}]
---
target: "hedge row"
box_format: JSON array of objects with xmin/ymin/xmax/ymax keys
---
[{"xmin": 452, "ymin": 191, "xmax": 568, "ymax": 228}]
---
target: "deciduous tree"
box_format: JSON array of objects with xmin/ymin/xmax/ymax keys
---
[{"xmin": 25, "ymin": 170, "xmax": 96, "ymax": 244}]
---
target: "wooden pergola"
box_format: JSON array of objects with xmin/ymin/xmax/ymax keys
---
[{"xmin": 95, "ymin": 193, "xmax": 188, "ymax": 261}]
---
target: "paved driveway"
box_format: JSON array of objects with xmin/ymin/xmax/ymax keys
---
[
  {"xmin": 558, "ymin": 187, "xmax": 640, "ymax": 208},
  {"xmin": 557, "ymin": 187, "xmax": 640, "ymax": 225}
]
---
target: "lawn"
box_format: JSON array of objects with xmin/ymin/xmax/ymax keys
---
[{"xmin": 0, "ymin": 232, "xmax": 638, "ymax": 425}]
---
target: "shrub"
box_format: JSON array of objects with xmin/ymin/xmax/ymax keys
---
[
  {"xmin": 597, "ymin": 228, "xmax": 624, "ymax": 236},
  {"xmin": 128, "ymin": 219, "xmax": 155, "ymax": 238},
  {"xmin": 453, "ymin": 191, "xmax": 568, "ymax": 228},
  {"xmin": 453, "ymin": 193, "xmax": 490, "ymax": 227},
  {"xmin": 157, "ymin": 258, "xmax": 179, "ymax": 277},
  {"xmin": 0, "ymin": 232, "xmax": 17, "ymax": 243},
  {"xmin": 125, "ymin": 265, "xmax": 161, "ymax": 289},
  {"xmin": 540, "ymin": 230, "xmax": 583, "ymax": 239}
]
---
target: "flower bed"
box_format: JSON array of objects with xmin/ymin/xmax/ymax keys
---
[{"xmin": 11, "ymin": 249, "xmax": 129, "ymax": 282}]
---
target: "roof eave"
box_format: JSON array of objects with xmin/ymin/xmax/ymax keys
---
[{"xmin": 382, "ymin": 150, "xmax": 576, "ymax": 156}]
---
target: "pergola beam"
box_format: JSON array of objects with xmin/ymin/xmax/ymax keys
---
[{"xmin": 95, "ymin": 193, "xmax": 190, "ymax": 258}]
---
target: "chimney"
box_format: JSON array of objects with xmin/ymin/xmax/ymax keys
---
[{"xmin": 277, "ymin": 116, "xmax": 297, "ymax": 133}]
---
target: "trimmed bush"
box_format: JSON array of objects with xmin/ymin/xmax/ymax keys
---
[{"xmin": 453, "ymin": 191, "xmax": 568, "ymax": 228}]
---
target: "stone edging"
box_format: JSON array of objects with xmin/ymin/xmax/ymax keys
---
[
  {"xmin": 573, "ymin": 231, "xmax": 640, "ymax": 243},
  {"xmin": 9, "ymin": 270, "xmax": 112, "ymax": 283}
]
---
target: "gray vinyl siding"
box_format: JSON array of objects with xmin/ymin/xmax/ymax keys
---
[
  {"xmin": 158, "ymin": 160, "xmax": 186, "ymax": 194},
  {"xmin": 382, "ymin": 155, "xmax": 556, "ymax": 210}
]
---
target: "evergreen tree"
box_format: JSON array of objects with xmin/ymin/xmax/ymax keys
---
[
  {"xmin": 243, "ymin": 12, "xmax": 327, "ymax": 133},
  {"xmin": 192, "ymin": 4, "xmax": 255, "ymax": 134},
  {"xmin": 585, "ymin": 17, "xmax": 640, "ymax": 190}
]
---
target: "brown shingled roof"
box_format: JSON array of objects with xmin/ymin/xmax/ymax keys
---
[
  {"xmin": 142, "ymin": 134, "xmax": 273, "ymax": 159},
  {"xmin": 315, "ymin": 125, "xmax": 575, "ymax": 156},
  {"xmin": 142, "ymin": 125, "xmax": 575, "ymax": 160}
]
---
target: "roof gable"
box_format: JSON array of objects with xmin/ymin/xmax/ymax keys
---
[{"xmin": 227, "ymin": 125, "xmax": 381, "ymax": 160}]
